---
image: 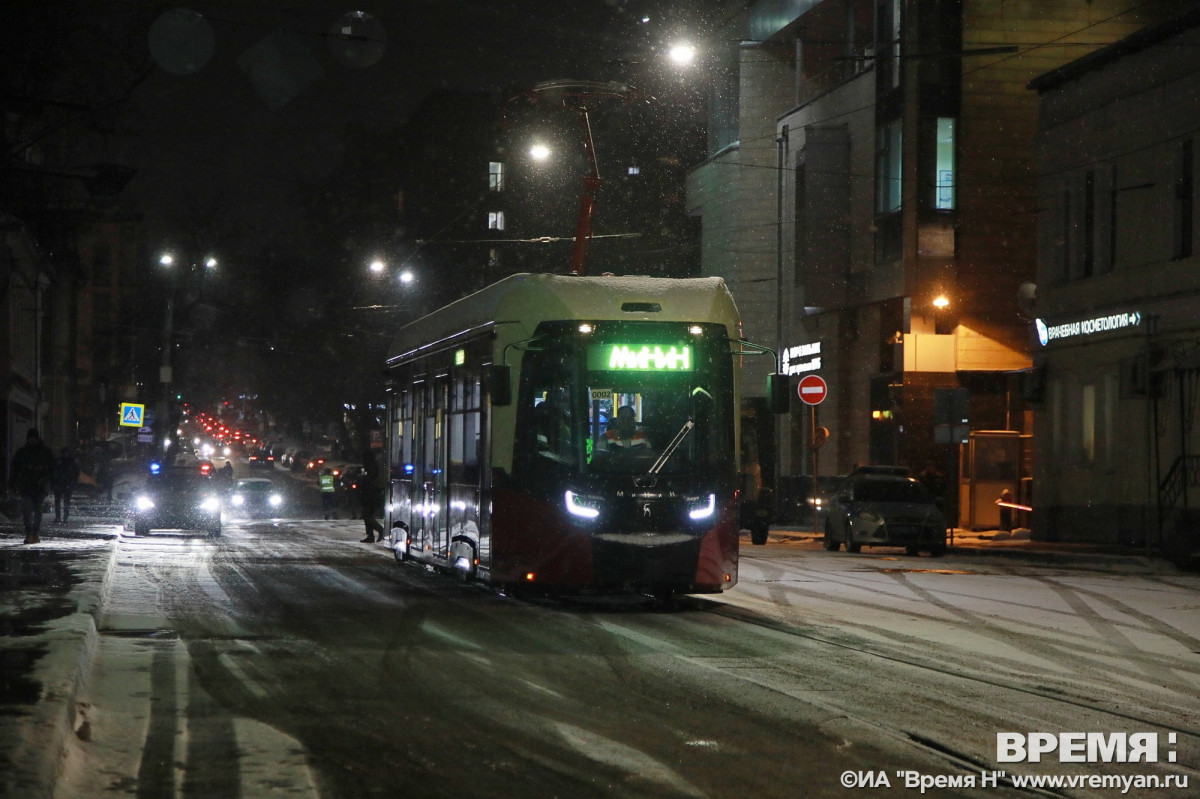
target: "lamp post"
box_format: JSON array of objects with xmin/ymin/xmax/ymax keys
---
[{"xmin": 155, "ymin": 251, "xmax": 217, "ymax": 455}]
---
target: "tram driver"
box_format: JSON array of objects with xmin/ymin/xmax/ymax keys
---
[{"xmin": 600, "ymin": 405, "xmax": 650, "ymax": 450}]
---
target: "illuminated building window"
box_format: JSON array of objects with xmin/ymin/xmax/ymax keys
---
[
  {"xmin": 488, "ymin": 211, "xmax": 505, "ymax": 231},
  {"xmin": 934, "ymin": 118, "xmax": 955, "ymax": 210},
  {"xmin": 628, "ymin": 166, "xmax": 640, "ymax": 175},
  {"xmin": 488, "ymin": 161, "xmax": 504, "ymax": 192}
]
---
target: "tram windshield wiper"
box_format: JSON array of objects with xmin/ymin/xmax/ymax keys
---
[{"xmin": 647, "ymin": 420, "xmax": 694, "ymax": 475}]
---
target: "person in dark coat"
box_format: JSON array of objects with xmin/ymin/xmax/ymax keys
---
[
  {"xmin": 358, "ymin": 450, "xmax": 385, "ymax": 543},
  {"xmin": 10, "ymin": 428, "xmax": 55, "ymax": 544},
  {"xmin": 51, "ymin": 447, "xmax": 81, "ymax": 523}
]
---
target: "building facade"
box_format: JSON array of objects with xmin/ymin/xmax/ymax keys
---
[
  {"xmin": 688, "ymin": 0, "xmax": 1192, "ymax": 528},
  {"xmin": 1029, "ymin": 6, "xmax": 1200, "ymax": 552}
]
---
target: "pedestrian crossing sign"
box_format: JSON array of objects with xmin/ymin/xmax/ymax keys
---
[{"xmin": 119, "ymin": 402, "xmax": 145, "ymax": 427}]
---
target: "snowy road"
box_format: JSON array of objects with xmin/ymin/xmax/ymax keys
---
[{"xmin": 52, "ymin": 523, "xmax": 1200, "ymax": 798}]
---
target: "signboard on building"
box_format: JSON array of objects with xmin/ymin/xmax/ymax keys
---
[
  {"xmin": 1034, "ymin": 310, "xmax": 1142, "ymax": 346},
  {"xmin": 780, "ymin": 341, "xmax": 822, "ymax": 375}
]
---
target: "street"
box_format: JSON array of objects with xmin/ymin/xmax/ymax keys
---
[{"xmin": 4, "ymin": 512, "xmax": 1196, "ymax": 798}]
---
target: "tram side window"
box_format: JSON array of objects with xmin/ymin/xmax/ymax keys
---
[
  {"xmin": 449, "ymin": 371, "xmax": 482, "ymax": 483},
  {"xmin": 392, "ymin": 387, "xmax": 413, "ymax": 477}
]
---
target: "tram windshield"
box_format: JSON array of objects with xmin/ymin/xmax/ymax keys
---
[{"xmin": 516, "ymin": 326, "xmax": 734, "ymax": 480}]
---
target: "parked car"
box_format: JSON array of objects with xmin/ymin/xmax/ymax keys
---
[
  {"xmin": 228, "ymin": 478, "xmax": 284, "ymax": 518},
  {"xmin": 129, "ymin": 466, "xmax": 222, "ymax": 537},
  {"xmin": 823, "ymin": 471, "xmax": 946, "ymax": 556}
]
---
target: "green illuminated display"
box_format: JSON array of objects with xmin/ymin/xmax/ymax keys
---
[{"xmin": 588, "ymin": 343, "xmax": 692, "ymax": 372}]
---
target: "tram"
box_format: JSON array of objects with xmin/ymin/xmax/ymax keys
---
[{"xmin": 382, "ymin": 273, "xmax": 783, "ymax": 597}]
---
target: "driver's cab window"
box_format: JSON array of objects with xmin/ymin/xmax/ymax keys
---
[
  {"xmin": 518, "ymin": 345, "xmax": 577, "ymax": 472},
  {"xmin": 531, "ymin": 387, "xmax": 573, "ymax": 464}
]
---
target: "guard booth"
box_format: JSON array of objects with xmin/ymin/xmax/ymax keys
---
[{"xmin": 959, "ymin": 430, "xmax": 1030, "ymax": 530}]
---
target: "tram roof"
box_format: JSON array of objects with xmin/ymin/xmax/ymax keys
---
[{"xmin": 386, "ymin": 273, "xmax": 739, "ymax": 365}]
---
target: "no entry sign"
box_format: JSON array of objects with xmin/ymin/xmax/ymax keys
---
[{"xmin": 797, "ymin": 374, "xmax": 828, "ymax": 405}]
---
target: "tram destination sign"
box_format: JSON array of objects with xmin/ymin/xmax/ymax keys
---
[{"xmin": 588, "ymin": 343, "xmax": 693, "ymax": 372}]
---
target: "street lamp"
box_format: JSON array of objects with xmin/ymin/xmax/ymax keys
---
[
  {"xmin": 668, "ymin": 43, "xmax": 696, "ymax": 67},
  {"xmin": 155, "ymin": 250, "xmax": 218, "ymax": 453}
]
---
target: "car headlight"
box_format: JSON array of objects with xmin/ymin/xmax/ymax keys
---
[
  {"xmin": 200, "ymin": 497, "xmax": 221, "ymax": 513},
  {"xmin": 231, "ymin": 494, "xmax": 245, "ymax": 506},
  {"xmin": 269, "ymin": 494, "xmax": 283, "ymax": 507},
  {"xmin": 565, "ymin": 490, "xmax": 600, "ymax": 519},
  {"xmin": 135, "ymin": 495, "xmax": 155, "ymax": 511},
  {"xmin": 687, "ymin": 493, "xmax": 716, "ymax": 520}
]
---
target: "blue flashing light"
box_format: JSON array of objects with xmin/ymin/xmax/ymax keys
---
[
  {"xmin": 148, "ymin": 460, "xmax": 162, "ymax": 475},
  {"xmin": 404, "ymin": 463, "xmax": 415, "ymax": 475}
]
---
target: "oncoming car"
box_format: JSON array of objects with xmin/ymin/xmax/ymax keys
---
[
  {"xmin": 823, "ymin": 472, "xmax": 947, "ymax": 556},
  {"xmin": 130, "ymin": 467, "xmax": 222, "ymax": 537},
  {"xmin": 228, "ymin": 478, "xmax": 284, "ymax": 518}
]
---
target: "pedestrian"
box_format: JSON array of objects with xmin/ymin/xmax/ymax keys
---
[
  {"xmin": 218, "ymin": 460, "xmax": 234, "ymax": 492},
  {"xmin": 51, "ymin": 446, "xmax": 81, "ymax": 523},
  {"xmin": 319, "ymin": 467, "xmax": 337, "ymax": 520},
  {"xmin": 358, "ymin": 450, "xmax": 385, "ymax": 543},
  {"xmin": 9, "ymin": 428, "xmax": 55, "ymax": 544}
]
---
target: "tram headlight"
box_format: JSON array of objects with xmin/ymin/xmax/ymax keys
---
[
  {"xmin": 231, "ymin": 494, "xmax": 246, "ymax": 506},
  {"xmin": 269, "ymin": 493, "xmax": 283, "ymax": 507},
  {"xmin": 687, "ymin": 493, "xmax": 716, "ymax": 520},
  {"xmin": 200, "ymin": 496, "xmax": 221, "ymax": 513},
  {"xmin": 565, "ymin": 490, "xmax": 601, "ymax": 520},
  {"xmin": 135, "ymin": 495, "xmax": 155, "ymax": 511}
]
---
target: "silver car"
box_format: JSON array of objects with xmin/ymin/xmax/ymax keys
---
[{"xmin": 823, "ymin": 473, "xmax": 947, "ymax": 556}]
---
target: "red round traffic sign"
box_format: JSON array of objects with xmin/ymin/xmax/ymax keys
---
[{"xmin": 797, "ymin": 374, "xmax": 828, "ymax": 405}]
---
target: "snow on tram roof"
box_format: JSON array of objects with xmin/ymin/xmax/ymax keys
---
[{"xmin": 386, "ymin": 273, "xmax": 739, "ymax": 364}]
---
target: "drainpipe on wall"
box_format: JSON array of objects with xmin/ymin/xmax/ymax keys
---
[{"xmin": 776, "ymin": 124, "xmax": 789, "ymax": 501}]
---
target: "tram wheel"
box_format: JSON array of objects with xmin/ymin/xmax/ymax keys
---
[{"xmin": 749, "ymin": 522, "xmax": 769, "ymax": 546}]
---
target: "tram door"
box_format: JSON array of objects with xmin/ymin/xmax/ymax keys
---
[{"xmin": 421, "ymin": 374, "xmax": 450, "ymax": 558}]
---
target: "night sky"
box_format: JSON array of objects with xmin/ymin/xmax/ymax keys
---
[
  {"xmin": 96, "ymin": 0, "xmax": 721, "ymax": 250},
  {"xmin": 3, "ymin": 0, "xmax": 727, "ymax": 418}
]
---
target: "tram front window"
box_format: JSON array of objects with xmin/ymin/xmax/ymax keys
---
[{"xmin": 517, "ymin": 333, "xmax": 732, "ymax": 479}]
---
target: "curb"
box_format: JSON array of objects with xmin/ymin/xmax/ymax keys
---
[
  {"xmin": 0, "ymin": 536, "xmax": 120, "ymax": 798},
  {"xmin": 755, "ymin": 529, "xmax": 1180, "ymax": 574}
]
